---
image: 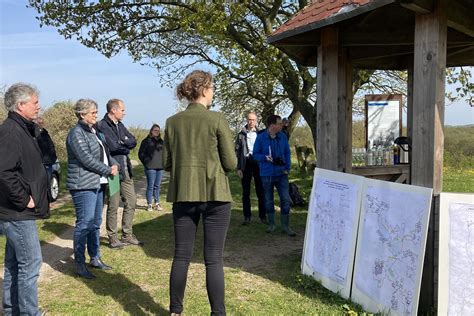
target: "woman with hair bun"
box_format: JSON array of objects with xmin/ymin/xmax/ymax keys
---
[{"xmin": 163, "ymin": 70, "xmax": 236, "ymax": 316}]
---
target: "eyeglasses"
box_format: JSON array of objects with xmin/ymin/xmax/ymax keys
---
[{"xmin": 89, "ymin": 111, "xmax": 98, "ymax": 115}]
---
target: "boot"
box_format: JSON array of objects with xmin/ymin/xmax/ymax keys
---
[
  {"xmin": 266, "ymin": 213, "xmax": 276, "ymax": 233},
  {"xmin": 280, "ymin": 214, "xmax": 296, "ymax": 237},
  {"xmin": 76, "ymin": 262, "xmax": 96, "ymax": 279}
]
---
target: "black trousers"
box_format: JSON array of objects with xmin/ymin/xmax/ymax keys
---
[
  {"xmin": 169, "ymin": 201, "xmax": 231, "ymax": 315},
  {"xmin": 241, "ymin": 157, "xmax": 265, "ymax": 219}
]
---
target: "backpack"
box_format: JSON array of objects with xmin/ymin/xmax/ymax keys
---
[{"xmin": 289, "ymin": 182, "xmax": 306, "ymax": 207}]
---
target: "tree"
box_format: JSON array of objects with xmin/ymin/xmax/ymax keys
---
[
  {"xmin": 41, "ymin": 101, "xmax": 77, "ymax": 161},
  {"xmin": 29, "ymin": 1, "xmax": 472, "ymax": 146},
  {"xmin": 0, "ymin": 85, "xmax": 7, "ymax": 123}
]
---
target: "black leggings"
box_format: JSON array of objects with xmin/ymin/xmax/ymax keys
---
[{"xmin": 169, "ymin": 201, "xmax": 231, "ymax": 315}]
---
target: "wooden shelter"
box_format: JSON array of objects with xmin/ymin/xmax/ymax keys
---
[{"xmin": 268, "ymin": 0, "xmax": 474, "ymax": 312}]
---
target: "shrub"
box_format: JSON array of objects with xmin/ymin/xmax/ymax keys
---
[{"xmin": 41, "ymin": 101, "xmax": 77, "ymax": 161}]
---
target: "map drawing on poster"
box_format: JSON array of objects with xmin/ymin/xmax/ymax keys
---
[
  {"xmin": 438, "ymin": 193, "xmax": 474, "ymax": 316},
  {"xmin": 352, "ymin": 179, "xmax": 432, "ymax": 316},
  {"xmin": 448, "ymin": 202, "xmax": 474, "ymax": 315},
  {"xmin": 302, "ymin": 168, "xmax": 363, "ymax": 299},
  {"xmin": 366, "ymin": 95, "xmax": 402, "ymax": 149}
]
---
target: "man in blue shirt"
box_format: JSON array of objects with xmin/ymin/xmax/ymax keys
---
[{"xmin": 253, "ymin": 114, "xmax": 295, "ymax": 236}]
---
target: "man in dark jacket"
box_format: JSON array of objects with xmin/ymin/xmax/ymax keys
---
[
  {"xmin": 235, "ymin": 111, "xmax": 266, "ymax": 225},
  {"xmin": 36, "ymin": 116, "xmax": 58, "ymax": 184},
  {"xmin": 97, "ymin": 98, "xmax": 141, "ymax": 248},
  {"xmin": 35, "ymin": 116, "xmax": 57, "ymax": 165},
  {"xmin": 0, "ymin": 83, "xmax": 50, "ymax": 315}
]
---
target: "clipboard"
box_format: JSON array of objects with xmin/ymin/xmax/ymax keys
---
[{"xmin": 107, "ymin": 175, "xmax": 120, "ymax": 197}]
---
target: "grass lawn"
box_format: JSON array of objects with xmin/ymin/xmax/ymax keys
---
[{"xmin": 0, "ymin": 165, "xmax": 472, "ymax": 315}]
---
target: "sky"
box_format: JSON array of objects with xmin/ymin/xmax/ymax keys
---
[
  {"xmin": 0, "ymin": 0, "xmax": 176, "ymax": 128},
  {"xmin": 1, "ymin": 1, "xmax": 473, "ymax": 127}
]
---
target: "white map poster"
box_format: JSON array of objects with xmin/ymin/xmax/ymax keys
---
[
  {"xmin": 438, "ymin": 193, "xmax": 474, "ymax": 316},
  {"xmin": 352, "ymin": 179, "xmax": 432, "ymax": 316},
  {"xmin": 301, "ymin": 168, "xmax": 364, "ymax": 299}
]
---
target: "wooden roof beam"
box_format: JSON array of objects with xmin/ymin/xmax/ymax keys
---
[
  {"xmin": 399, "ymin": 0, "xmax": 433, "ymax": 14},
  {"xmin": 401, "ymin": 0, "xmax": 474, "ymax": 37},
  {"xmin": 447, "ymin": 1, "xmax": 474, "ymax": 37}
]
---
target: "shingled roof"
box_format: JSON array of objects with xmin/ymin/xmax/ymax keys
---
[
  {"xmin": 268, "ymin": 0, "xmax": 474, "ymax": 69},
  {"xmin": 269, "ymin": 0, "xmax": 392, "ymax": 43},
  {"xmin": 273, "ymin": 0, "xmax": 370, "ymax": 36}
]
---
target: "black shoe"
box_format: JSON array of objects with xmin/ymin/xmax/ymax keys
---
[
  {"xmin": 260, "ymin": 217, "xmax": 268, "ymax": 225},
  {"xmin": 242, "ymin": 217, "xmax": 251, "ymax": 226},
  {"xmin": 90, "ymin": 258, "xmax": 112, "ymax": 270},
  {"xmin": 76, "ymin": 263, "xmax": 96, "ymax": 279}
]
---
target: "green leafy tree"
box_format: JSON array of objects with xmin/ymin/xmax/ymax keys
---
[{"xmin": 29, "ymin": 1, "xmax": 472, "ymax": 147}]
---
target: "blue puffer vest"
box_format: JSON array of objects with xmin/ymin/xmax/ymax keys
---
[{"xmin": 66, "ymin": 121, "xmax": 115, "ymax": 190}]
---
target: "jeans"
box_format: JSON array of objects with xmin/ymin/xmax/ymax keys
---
[
  {"xmin": 144, "ymin": 168, "xmax": 164, "ymax": 205},
  {"xmin": 0, "ymin": 220, "xmax": 42, "ymax": 315},
  {"xmin": 261, "ymin": 174, "xmax": 291, "ymax": 215},
  {"xmin": 71, "ymin": 186, "xmax": 104, "ymax": 264},
  {"xmin": 170, "ymin": 202, "xmax": 231, "ymax": 316},
  {"xmin": 106, "ymin": 167, "xmax": 136, "ymax": 238},
  {"xmin": 241, "ymin": 157, "xmax": 265, "ymax": 219}
]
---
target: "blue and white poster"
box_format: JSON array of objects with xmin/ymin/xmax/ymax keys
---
[{"xmin": 367, "ymin": 98, "xmax": 401, "ymax": 148}]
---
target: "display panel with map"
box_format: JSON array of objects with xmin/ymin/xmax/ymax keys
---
[
  {"xmin": 301, "ymin": 168, "xmax": 364, "ymax": 299},
  {"xmin": 351, "ymin": 179, "xmax": 432, "ymax": 316},
  {"xmin": 438, "ymin": 193, "xmax": 474, "ymax": 316}
]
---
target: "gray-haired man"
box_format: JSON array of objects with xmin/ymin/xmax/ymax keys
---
[{"xmin": 0, "ymin": 83, "xmax": 50, "ymax": 315}]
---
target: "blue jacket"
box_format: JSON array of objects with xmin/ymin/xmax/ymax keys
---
[{"xmin": 253, "ymin": 130, "xmax": 291, "ymax": 177}]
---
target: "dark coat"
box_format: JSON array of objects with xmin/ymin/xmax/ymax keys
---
[
  {"xmin": 0, "ymin": 112, "xmax": 50, "ymax": 220},
  {"xmin": 97, "ymin": 114, "xmax": 137, "ymax": 180},
  {"xmin": 138, "ymin": 136, "xmax": 164, "ymax": 170},
  {"xmin": 36, "ymin": 127, "xmax": 58, "ymax": 165},
  {"xmin": 163, "ymin": 103, "xmax": 237, "ymax": 202},
  {"xmin": 66, "ymin": 121, "xmax": 117, "ymax": 190},
  {"xmin": 235, "ymin": 125, "xmax": 263, "ymax": 171}
]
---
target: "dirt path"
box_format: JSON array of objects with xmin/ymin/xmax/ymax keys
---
[{"xmin": 38, "ymin": 172, "xmax": 150, "ymax": 282}]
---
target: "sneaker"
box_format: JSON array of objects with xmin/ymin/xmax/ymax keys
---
[
  {"xmin": 108, "ymin": 236, "xmax": 125, "ymax": 249},
  {"xmin": 242, "ymin": 217, "xmax": 251, "ymax": 226},
  {"xmin": 121, "ymin": 234, "xmax": 143, "ymax": 246},
  {"xmin": 146, "ymin": 204, "xmax": 153, "ymax": 212},
  {"xmin": 155, "ymin": 203, "xmax": 163, "ymax": 211}
]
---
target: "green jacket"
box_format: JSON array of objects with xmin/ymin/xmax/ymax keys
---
[{"xmin": 163, "ymin": 103, "xmax": 237, "ymax": 202}]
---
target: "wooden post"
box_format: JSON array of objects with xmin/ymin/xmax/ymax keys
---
[
  {"xmin": 316, "ymin": 26, "xmax": 339, "ymax": 171},
  {"xmin": 406, "ymin": 65, "xmax": 413, "ymax": 184},
  {"xmin": 337, "ymin": 48, "xmax": 353, "ymax": 173},
  {"xmin": 412, "ymin": 0, "xmax": 447, "ymax": 311}
]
